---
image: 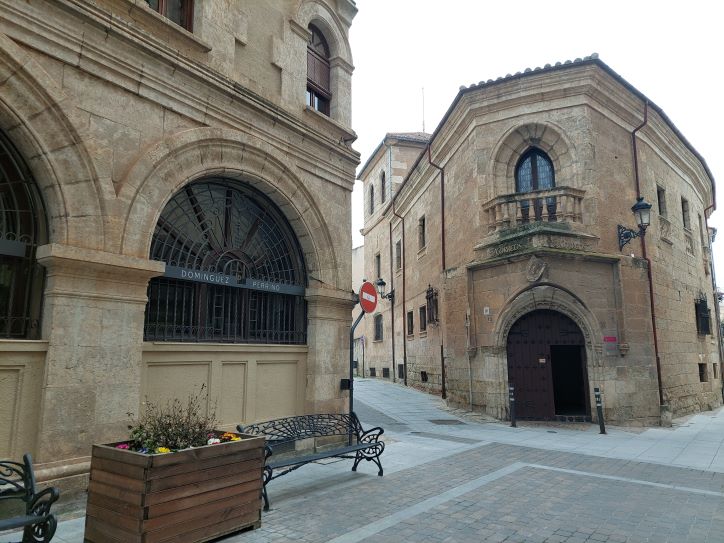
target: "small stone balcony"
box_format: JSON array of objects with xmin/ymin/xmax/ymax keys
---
[{"xmin": 482, "ymin": 186, "xmax": 586, "ymax": 233}]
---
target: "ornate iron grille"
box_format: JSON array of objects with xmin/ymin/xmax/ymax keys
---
[
  {"xmin": 144, "ymin": 179, "xmax": 307, "ymax": 344},
  {"xmin": 0, "ymin": 132, "xmax": 47, "ymax": 339}
]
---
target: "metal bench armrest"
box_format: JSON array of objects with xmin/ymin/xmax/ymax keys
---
[{"xmin": 358, "ymin": 425, "xmax": 384, "ymax": 442}]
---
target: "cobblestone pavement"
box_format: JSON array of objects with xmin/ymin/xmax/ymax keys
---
[{"xmin": 5, "ymin": 379, "xmax": 724, "ymax": 542}]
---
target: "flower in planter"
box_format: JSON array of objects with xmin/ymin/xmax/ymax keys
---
[
  {"xmin": 207, "ymin": 438, "xmax": 221, "ymax": 445},
  {"xmin": 115, "ymin": 443, "xmax": 130, "ymax": 450},
  {"xmin": 125, "ymin": 384, "xmax": 219, "ymax": 454}
]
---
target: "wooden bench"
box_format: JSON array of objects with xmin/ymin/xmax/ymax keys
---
[
  {"xmin": 0, "ymin": 454, "xmax": 60, "ymax": 543},
  {"xmin": 237, "ymin": 412, "xmax": 384, "ymax": 510}
]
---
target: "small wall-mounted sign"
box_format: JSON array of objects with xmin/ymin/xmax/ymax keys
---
[
  {"xmin": 603, "ymin": 333, "xmax": 619, "ymax": 356},
  {"xmin": 538, "ymin": 358, "xmax": 546, "ymax": 364},
  {"xmin": 164, "ymin": 265, "xmax": 305, "ymax": 295}
]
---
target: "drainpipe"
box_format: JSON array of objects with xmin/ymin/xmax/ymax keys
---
[
  {"xmin": 384, "ymin": 144, "xmax": 397, "ymax": 383},
  {"xmin": 393, "ymin": 203, "xmax": 408, "ymax": 386},
  {"xmin": 388, "ymin": 219, "xmax": 397, "ymax": 382},
  {"xmin": 704, "ymin": 203, "xmax": 724, "ymax": 403},
  {"xmin": 427, "ymin": 146, "xmax": 446, "ymax": 271},
  {"xmin": 632, "ymin": 100, "xmax": 664, "ymax": 407}
]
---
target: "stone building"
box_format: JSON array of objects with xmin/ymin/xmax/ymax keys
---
[
  {"xmin": 0, "ymin": 0, "xmax": 358, "ymax": 492},
  {"xmin": 359, "ymin": 55, "xmax": 722, "ymax": 426}
]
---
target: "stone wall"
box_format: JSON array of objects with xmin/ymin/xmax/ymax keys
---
[
  {"xmin": 0, "ymin": 0, "xmax": 358, "ymax": 488},
  {"xmin": 360, "ymin": 58, "xmax": 721, "ymax": 426}
]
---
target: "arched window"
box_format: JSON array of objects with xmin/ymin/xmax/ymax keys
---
[
  {"xmin": 306, "ymin": 24, "xmax": 331, "ymax": 116},
  {"xmin": 0, "ymin": 131, "xmax": 47, "ymax": 339},
  {"xmin": 514, "ymin": 148, "xmax": 556, "ymax": 222},
  {"xmin": 369, "ymin": 185, "xmax": 375, "ymax": 215},
  {"xmin": 144, "ymin": 179, "xmax": 307, "ymax": 344},
  {"xmin": 380, "ymin": 171, "xmax": 386, "ymax": 204}
]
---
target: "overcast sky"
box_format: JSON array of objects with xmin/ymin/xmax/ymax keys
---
[{"xmin": 348, "ymin": 0, "xmax": 724, "ymax": 283}]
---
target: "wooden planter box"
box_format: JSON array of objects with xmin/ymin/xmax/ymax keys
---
[{"xmin": 84, "ymin": 433, "xmax": 265, "ymax": 543}]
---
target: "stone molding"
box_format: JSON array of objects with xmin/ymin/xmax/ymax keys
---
[
  {"xmin": 61, "ymin": 0, "xmax": 213, "ymax": 52},
  {"xmin": 117, "ymin": 127, "xmax": 342, "ymax": 289},
  {"xmin": 0, "ymin": 0, "xmax": 358, "ymax": 168},
  {"xmin": 493, "ymin": 283, "xmax": 601, "ymax": 352},
  {"xmin": 488, "ymin": 121, "xmax": 579, "ymax": 199},
  {"xmin": 37, "ymin": 243, "xmax": 164, "ymax": 304},
  {"xmin": 0, "ymin": 32, "xmax": 107, "ymax": 250}
]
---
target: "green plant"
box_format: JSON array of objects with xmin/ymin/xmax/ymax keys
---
[{"xmin": 126, "ymin": 385, "xmax": 218, "ymax": 452}]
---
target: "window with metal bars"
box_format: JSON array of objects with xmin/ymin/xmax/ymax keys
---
[
  {"xmin": 695, "ymin": 297, "xmax": 711, "ymax": 336},
  {"xmin": 426, "ymin": 285, "xmax": 439, "ymax": 325},
  {"xmin": 144, "ymin": 179, "xmax": 307, "ymax": 344},
  {"xmin": 145, "ymin": 0, "xmax": 194, "ymax": 31},
  {"xmin": 0, "ymin": 131, "xmax": 47, "ymax": 339}
]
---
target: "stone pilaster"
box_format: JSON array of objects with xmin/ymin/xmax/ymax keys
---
[
  {"xmin": 35, "ymin": 244, "xmax": 164, "ymax": 463},
  {"xmin": 304, "ymin": 287, "xmax": 356, "ymax": 414}
]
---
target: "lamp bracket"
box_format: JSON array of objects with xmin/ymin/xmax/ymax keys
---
[{"xmin": 617, "ymin": 224, "xmax": 644, "ymax": 251}]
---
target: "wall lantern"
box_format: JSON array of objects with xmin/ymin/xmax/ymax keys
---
[
  {"xmin": 375, "ymin": 277, "xmax": 394, "ymax": 302},
  {"xmin": 617, "ymin": 196, "xmax": 652, "ymax": 251}
]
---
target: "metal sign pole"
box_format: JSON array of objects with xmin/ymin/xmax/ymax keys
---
[{"xmin": 349, "ymin": 310, "xmax": 365, "ymax": 416}]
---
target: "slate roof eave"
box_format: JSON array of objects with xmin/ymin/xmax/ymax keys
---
[{"xmin": 393, "ymin": 54, "xmax": 716, "ymax": 210}]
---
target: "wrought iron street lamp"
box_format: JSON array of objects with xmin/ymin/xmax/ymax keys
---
[
  {"xmin": 617, "ymin": 196, "xmax": 652, "ymax": 251},
  {"xmin": 375, "ymin": 277, "xmax": 394, "ymax": 302}
]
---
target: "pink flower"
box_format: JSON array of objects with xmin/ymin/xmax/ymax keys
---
[{"xmin": 115, "ymin": 443, "xmax": 130, "ymax": 449}]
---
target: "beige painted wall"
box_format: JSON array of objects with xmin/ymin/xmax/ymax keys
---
[
  {"xmin": 0, "ymin": 341, "xmax": 46, "ymax": 459},
  {"xmin": 141, "ymin": 343, "xmax": 308, "ymax": 429}
]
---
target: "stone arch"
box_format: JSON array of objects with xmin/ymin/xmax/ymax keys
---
[
  {"xmin": 495, "ymin": 283, "xmax": 600, "ymax": 350},
  {"xmin": 488, "ymin": 122, "xmax": 579, "ymax": 198},
  {"xmin": 492, "ymin": 283, "xmax": 604, "ymax": 418},
  {"xmin": 0, "ymin": 33, "xmax": 106, "ymax": 249},
  {"xmin": 119, "ymin": 127, "xmax": 339, "ymax": 288},
  {"xmin": 296, "ymin": 1, "xmax": 353, "ymax": 65}
]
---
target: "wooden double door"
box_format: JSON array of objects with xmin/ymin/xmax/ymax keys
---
[{"xmin": 506, "ymin": 309, "xmax": 589, "ymax": 420}]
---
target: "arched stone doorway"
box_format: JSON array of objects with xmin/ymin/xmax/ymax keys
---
[{"xmin": 506, "ymin": 309, "xmax": 589, "ymax": 420}]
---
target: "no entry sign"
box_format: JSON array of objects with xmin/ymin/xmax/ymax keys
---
[{"xmin": 359, "ymin": 281, "xmax": 378, "ymax": 313}]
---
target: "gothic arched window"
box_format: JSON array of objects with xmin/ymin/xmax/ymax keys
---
[
  {"xmin": 514, "ymin": 148, "xmax": 556, "ymax": 222},
  {"xmin": 144, "ymin": 179, "xmax": 307, "ymax": 344},
  {"xmin": 306, "ymin": 24, "xmax": 331, "ymax": 115},
  {"xmin": 0, "ymin": 131, "xmax": 47, "ymax": 339}
]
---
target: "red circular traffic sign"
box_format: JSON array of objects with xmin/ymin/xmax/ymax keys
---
[{"xmin": 359, "ymin": 281, "xmax": 378, "ymax": 313}]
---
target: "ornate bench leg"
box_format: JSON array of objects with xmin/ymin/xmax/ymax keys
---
[
  {"xmin": 372, "ymin": 454, "xmax": 383, "ymax": 477},
  {"xmin": 262, "ymin": 485, "xmax": 270, "ymax": 512},
  {"xmin": 352, "ymin": 451, "xmax": 363, "ymax": 472},
  {"xmin": 262, "ymin": 466, "xmax": 272, "ymax": 512},
  {"xmin": 22, "ymin": 515, "xmax": 57, "ymax": 543}
]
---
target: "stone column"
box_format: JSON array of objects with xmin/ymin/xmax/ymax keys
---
[
  {"xmin": 35, "ymin": 244, "xmax": 164, "ymax": 464},
  {"xmin": 304, "ymin": 288, "xmax": 356, "ymax": 414}
]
